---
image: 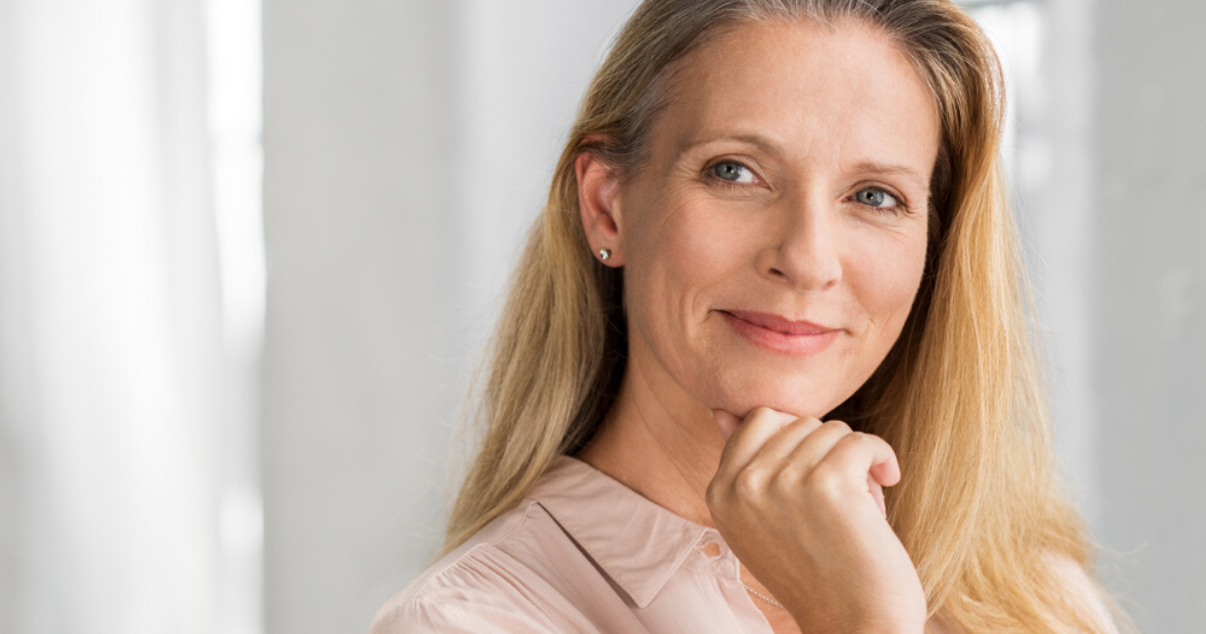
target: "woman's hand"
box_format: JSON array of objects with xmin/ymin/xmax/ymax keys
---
[{"xmin": 707, "ymin": 408, "xmax": 926, "ymax": 634}]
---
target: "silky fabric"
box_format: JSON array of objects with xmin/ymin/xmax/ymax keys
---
[
  {"xmin": 370, "ymin": 456, "xmax": 793, "ymax": 633},
  {"xmin": 370, "ymin": 456, "xmax": 1110, "ymax": 633}
]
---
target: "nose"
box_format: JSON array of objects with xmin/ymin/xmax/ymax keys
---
[{"xmin": 759, "ymin": 193, "xmax": 842, "ymax": 292}]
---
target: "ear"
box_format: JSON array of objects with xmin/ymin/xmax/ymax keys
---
[{"xmin": 575, "ymin": 151, "xmax": 625, "ymax": 266}]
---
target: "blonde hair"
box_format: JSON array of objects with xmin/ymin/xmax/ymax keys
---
[{"xmin": 445, "ymin": 1, "xmax": 1128, "ymax": 632}]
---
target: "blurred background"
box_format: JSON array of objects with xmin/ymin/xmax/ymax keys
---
[{"xmin": 0, "ymin": 0, "xmax": 1202, "ymax": 632}]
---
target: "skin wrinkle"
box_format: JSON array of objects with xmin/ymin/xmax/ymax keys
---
[
  {"xmin": 639, "ymin": 368, "xmax": 712, "ymax": 525},
  {"xmin": 797, "ymin": 112, "xmax": 820, "ymax": 167},
  {"xmin": 606, "ymin": 338, "xmax": 717, "ymax": 526},
  {"xmin": 677, "ymin": 134, "xmax": 787, "ymax": 166}
]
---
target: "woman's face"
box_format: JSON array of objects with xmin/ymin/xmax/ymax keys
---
[{"xmin": 589, "ymin": 18, "xmax": 940, "ymax": 419}]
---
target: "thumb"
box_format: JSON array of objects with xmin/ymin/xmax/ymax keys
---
[{"xmin": 711, "ymin": 409, "xmax": 741, "ymax": 440}]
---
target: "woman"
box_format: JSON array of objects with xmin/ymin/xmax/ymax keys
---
[{"xmin": 373, "ymin": 1, "xmax": 1128, "ymax": 632}]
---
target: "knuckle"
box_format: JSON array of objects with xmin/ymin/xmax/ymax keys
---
[
  {"xmin": 748, "ymin": 407, "xmax": 776, "ymax": 422},
  {"xmin": 774, "ymin": 465, "xmax": 808, "ymax": 493},
  {"xmin": 733, "ymin": 466, "xmax": 767, "ymax": 498},
  {"xmin": 846, "ymin": 430, "xmax": 869, "ymax": 445},
  {"xmin": 823, "ymin": 419, "xmax": 853, "ymax": 434},
  {"xmin": 807, "ymin": 462, "xmax": 846, "ymax": 496},
  {"xmin": 831, "ymin": 433, "xmax": 872, "ymax": 461},
  {"xmin": 873, "ymin": 434, "xmax": 895, "ymax": 452},
  {"xmin": 705, "ymin": 478, "xmax": 725, "ymax": 509},
  {"xmin": 848, "ymin": 430, "xmax": 893, "ymax": 453},
  {"xmin": 791, "ymin": 416, "xmax": 823, "ymax": 433}
]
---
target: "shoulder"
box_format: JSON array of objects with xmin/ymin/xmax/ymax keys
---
[
  {"xmin": 371, "ymin": 456, "xmax": 686, "ymax": 633},
  {"xmin": 369, "ymin": 499, "xmax": 597, "ymax": 634}
]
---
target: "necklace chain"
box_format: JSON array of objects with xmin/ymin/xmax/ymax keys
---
[{"xmin": 742, "ymin": 583, "xmax": 785, "ymax": 609}]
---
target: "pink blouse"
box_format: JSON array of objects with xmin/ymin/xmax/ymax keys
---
[
  {"xmin": 370, "ymin": 456, "xmax": 1113, "ymax": 633},
  {"xmin": 370, "ymin": 455, "xmax": 795, "ymax": 632}
]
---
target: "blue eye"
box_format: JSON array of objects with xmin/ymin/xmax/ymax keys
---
[
  {"xmin": 854, "ymin": 187, "xmax": 899, "ymax": 209},
  {"xmin": 711, "ymin": 161, "xmax": 756, "ymax": 184}
]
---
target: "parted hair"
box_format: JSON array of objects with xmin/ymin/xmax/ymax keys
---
[{"xmin": 444, "ymin": 1, "xmax": 1128, "ymax": 632}]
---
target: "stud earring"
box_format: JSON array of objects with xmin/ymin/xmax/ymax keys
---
[{"xmin": 598, "ymin": 249, "xmax": 612, "ymax": 262}]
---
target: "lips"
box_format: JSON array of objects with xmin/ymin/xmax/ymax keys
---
[
  {"xmin": 722, "ymin": 310, "xmax": 835, "ymax": 335},
  {"xmin": 719, "ymin": 310, "xmax": 840, "ymax": 355}
]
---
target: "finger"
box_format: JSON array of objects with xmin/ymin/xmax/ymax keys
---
[
  {"xmin": 870, "ymin": 456, "xmax": 901, "ymax": 488},
  {"xmin": 714, "ymin": 407, "xmax": 797, "ymax": 473},
  {"xmin": 747, "ymin": 415, "xmax": 824, "ymax": 466},
  {"xmin": 781, "ymin": 419, "xmax": 855, "ymax": 480},
  {"xmin": 712, "ymin": 409, "xmax": 741, "ymax": 441},
  {"xmin": 867, "ymin": 472, "xmax": 886, "ymax": 518},
  {"xmin": 824, "ymin": 432, "xmax": 901, "ymax": 490}
]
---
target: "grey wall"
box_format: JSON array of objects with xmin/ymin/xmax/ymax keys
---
[
  {"xmin": 261, "ymin": 1, "xmax": 460, "ymax": 632},
  {"xmin": 262, "ymin": 1, "xmax": 640, "ymax": 632},
  {"xmin": 1092, "ymin": 0, "xmax": 1206, "ymax": 629}
]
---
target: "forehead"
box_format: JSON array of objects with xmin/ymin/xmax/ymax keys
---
[{"xmin": 654, "ymin": 18, "xmax": 940, "ymax": 173}]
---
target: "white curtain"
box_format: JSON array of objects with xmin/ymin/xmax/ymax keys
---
[{"xmin": 0, "ymin": 0, "xmax": 259, "ymax": 632}]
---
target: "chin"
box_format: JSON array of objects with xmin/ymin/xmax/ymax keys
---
[
  {"xmin": 686, "ymin": 346, "xmax": 864, "ymax": 419},
  {"xmin": 707, "ymin": 380, "xmax": 846, "ymax": 422}
]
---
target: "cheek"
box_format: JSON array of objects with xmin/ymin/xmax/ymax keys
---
[
  {"xmin": 625, "ymin": 193, "xmax": 749, "ymax": 317},
  {"xmin": 848, "ymin": 227, "xmax": 928, "ymax": 332},
  {"xmin": 621, "ymin": 193, "xmax": 761, "ymax": 396}
]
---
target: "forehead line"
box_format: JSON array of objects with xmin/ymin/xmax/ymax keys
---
[
  {"xmin": 675, "ymin": 132, "xmax": 785, "ymax": 158},
  {"xmin": 650, "ymin": 18, "xmax": 938, "ymax": 180},
  {"xmin": 847, "ymin": 160, "xmax": 931, "ymax": 190}
]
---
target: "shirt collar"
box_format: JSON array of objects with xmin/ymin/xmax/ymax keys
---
[{"xmin": 526, "ymin": 455, "xmax": 715, "ymax": 608}]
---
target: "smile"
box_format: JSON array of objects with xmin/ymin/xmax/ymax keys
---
[{"xmin": 719, "ymin": 310, "xmax": 840, "ymax": 356}]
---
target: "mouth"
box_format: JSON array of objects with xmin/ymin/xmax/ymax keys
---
[{"xmin": 718, "ymin": 309, "xmax": 840, "ymax": 356}]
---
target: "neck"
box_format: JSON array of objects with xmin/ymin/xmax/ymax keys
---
[{"xmin": 576, "ymin": 340, "xmax": 726, "ymax": 528}]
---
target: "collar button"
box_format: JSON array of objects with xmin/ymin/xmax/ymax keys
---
[{"xmin": 698, "ymin": 540, "xmax": 724, "ymax": 559}]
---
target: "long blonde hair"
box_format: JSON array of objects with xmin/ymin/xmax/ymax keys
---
[{"xmin": 445, "ymin": 1, "xmax": 1125, "ymax": 632}]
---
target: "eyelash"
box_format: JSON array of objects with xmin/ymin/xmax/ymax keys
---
[
  {"xmin": 702, "ymin": 160, "xmax": 915, "ymax": 216},
  {"xmin": 850, "ymin": 185, "xmax": 909, "ymax": 216},
  {"xmin": 703, "ymin": 159, "xmax": 760, "ymax": 189}
]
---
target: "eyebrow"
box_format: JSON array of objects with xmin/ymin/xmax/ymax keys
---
[
  {"xmin": 847, "ymin": 161, "xmax": 930, "ymax": 190},
  {"xmin": 676, "ymin": 132, "xmax": 785, "ymax": 158}
]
